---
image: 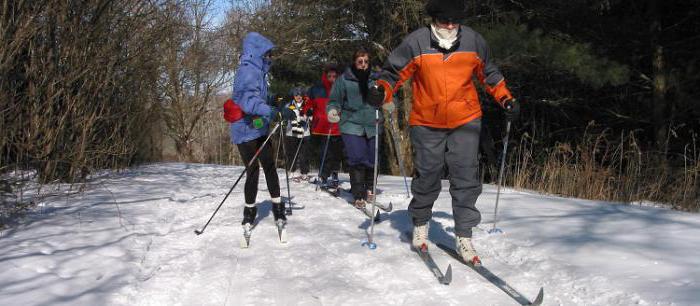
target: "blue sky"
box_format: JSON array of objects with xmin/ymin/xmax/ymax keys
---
[{"xmin": 210, "ymin": 0, "xmax": 231, "ymax": 26}]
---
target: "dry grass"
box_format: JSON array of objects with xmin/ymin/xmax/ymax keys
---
[{"xmin": 508, "ymin": 127, "xmax": 699, "ymax": 211}]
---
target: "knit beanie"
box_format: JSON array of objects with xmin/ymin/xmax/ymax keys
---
[
  {"xmin": 425, "ymin": 0, "xmax": 467, "ymax": 22},
  {"xmin": 289, "ymin": 87, "xmax": 304, "ymax": 97}
]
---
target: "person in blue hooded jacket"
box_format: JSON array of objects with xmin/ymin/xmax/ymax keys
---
[{"xmin": 230, "ymin": 32, "xmax": 295, "ymax": 227}]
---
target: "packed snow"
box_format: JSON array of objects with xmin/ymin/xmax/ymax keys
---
[{"xmin": 1, "ymin": 163, "xmax": 698, "ymax": 305}]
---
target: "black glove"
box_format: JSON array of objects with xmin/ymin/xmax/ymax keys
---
[
  {"xmin": 503, "ymin": 98, "xmax": 520, "ymax": 122},
  {"xmin": 306, "ymin": 108, "xmax": 314, "ymax": 117},
  {"xmin": 281, "ymin": 108, "xmax": 297, "ymax": 121},
  {"xmin": 367, "ymin": 85, "xmax": 385, "ymax": 107}
]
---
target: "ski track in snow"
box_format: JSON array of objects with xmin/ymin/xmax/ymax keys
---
[{"xmin": 0, "ymin": 162, "xmax": 698, "ymax": 306}]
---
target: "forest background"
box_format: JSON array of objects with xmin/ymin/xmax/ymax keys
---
[{"xmin": 2, "ymin": 0, "xmax": 698, "ymax": 227}]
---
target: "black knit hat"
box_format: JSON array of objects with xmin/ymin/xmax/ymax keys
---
[
  {"xmin": 425, "ymin": 0, "xmax": 467, "ymax": 22},
  {"xmin": 289, "ymin": 87, "xmax": 304, "ymax": 97}
]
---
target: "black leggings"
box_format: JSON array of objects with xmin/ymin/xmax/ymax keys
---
[{"xmin": 237, "ymin": 135, "xmax": 281, "ymax": 204}]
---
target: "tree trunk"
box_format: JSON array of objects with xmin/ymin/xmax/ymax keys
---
[
  {"xmin": 649, "ymin": 0, "xmax": 669, "ymax": 155},
  {"xmin": 175, "ymin": 138, "xmax": 197, "ymax": 162},
  {"xmin": 381, "ymin": 84, "xmax": 414, "ymax": 177}
]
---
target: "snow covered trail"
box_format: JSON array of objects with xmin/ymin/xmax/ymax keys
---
[{"xmin": 0, "ymin": 163, "xmax": 698, "ymax": 305}]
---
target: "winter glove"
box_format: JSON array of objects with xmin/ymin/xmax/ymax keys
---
[
  {"xmin": 367, "ymin": 85, "xmax": 385, "ymax": 107},
  {"xmin": 281, "ymin": 108, "xmax": 297, "ymax": 121},
  {"xmin": 502, "ymin": 98, "xmax": 520, "ymax": 122},
  {"xmin": 306, "ymin": 108, "xmax": 314, "ymax": 117},
  {"xmin": 327, "ymin": 108, "xmax": 340, "ymax": 123}
]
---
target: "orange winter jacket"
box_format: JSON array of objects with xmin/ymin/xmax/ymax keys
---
[{"xmin": 377, "ymin": 25, "xmax": 513, "ymax": 129}]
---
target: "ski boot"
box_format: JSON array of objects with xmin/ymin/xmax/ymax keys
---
[
  {"xmin": 353, "ymin": 198, "xmax": 367, "ymax": 209},
  {"xmin": 272, "ymin": 200, "xmax": 288, "ymax": 243},
  {"xmin": 241, "ymin": 205, "xmax": 257, "ymax": 226},
  {"xmin": 456, "ymin": 236, "xmax": 481, "ymax": 266},
  {"xmin": 366, "ymin": 190, "xmax": 375, "ymax": 203},
  {"xmin": 412, "ymin": 223, "xmax": 429, "ymax": 251},
  {"xmin": 319, "ymin": 173, "xmax": 340, "ymax": 196},
  {"xmin": 318, "ymin": 176, "xmax": 328, "ymax": 187},
  {"xmin": 293, "ymin": 173, "xmax": 308, "ymax": 183},
  {"xmin": 328, "ymin": 171, "xmax": 340, "ymax": 189},
  {"xmin": 272, "ymin": 200, "xmax": 287, "ymax": 222},
  {"xmin": 240, "ymin": 205, "xmax": 257, "ymax": 248}
]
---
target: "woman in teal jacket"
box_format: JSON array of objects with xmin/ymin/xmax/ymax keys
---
[{"xmin": 327, "ymin": 48, "xmax": 382, "ymax": 208}]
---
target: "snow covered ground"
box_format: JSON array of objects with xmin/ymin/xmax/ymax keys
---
[{"xmin": 1, "ymin": 163, "xmax": 698, "ymax": 306}]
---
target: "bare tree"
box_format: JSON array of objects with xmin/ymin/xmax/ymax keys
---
[
  {"xmin": 157, "ymin": 0, "xmax": 235, "ymax": 162},
  {"xmin": 1, "ymin": 0, "xmax": 171, "ymax": 182}
]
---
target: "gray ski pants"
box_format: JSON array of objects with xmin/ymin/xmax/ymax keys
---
[{"xmin": 408, "ymin": 119, "xmax": 482, "ymax": 238}]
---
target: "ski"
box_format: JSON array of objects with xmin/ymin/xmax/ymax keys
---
[
  {"xmin": 350, "ymin": 189, "xmax": 394, "ymax": 212},
  {"xmin": 313, "ymin": 177, "xmax": 342, "ymax": 197},
  {"xmin": 371, "ymin": 200, "xmax": 392, "ymax": 212},
  {"xmin": 320, "ymin": 185, "xmax": 341, "ymax": 197},
  {"xmin": 282, "ymin": 196, "xmax": 305, "ymax": 213},
  {"xmin": 240, "ymin": 223, "xmax": 256, "ymax": 248},
  {"xmin": 357, "ymin": 204, "xmax": 381, "ymax": 222},
  {"xmin": 291, "ymin": 175, "xmax": 311, "ymax": 183},
  {"xmin": 335, "ymin": 188, "xmax": 393, "ymax": 212},
  {"xmin": 401, "ymin": 232, "xmax": 452, "ymax": 285},
  {"xmin": 276, "ymin": 219, "xmax": 288, "ymax": 244},
  {"xmin": 437, "ymin": 243, "xmax": 544, "ymax": 306}
]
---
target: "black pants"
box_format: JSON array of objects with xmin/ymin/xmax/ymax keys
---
[
  {"xmin": 313, "ymin": 134, "xmax": 343, "ymax": 179},
  {"xmin": 237, "ymin": 135, "xmax": 281, "ymax": 205},
  {"xmin": 285, "ymin": 136, "xmax": 310, "ymax": 174}
]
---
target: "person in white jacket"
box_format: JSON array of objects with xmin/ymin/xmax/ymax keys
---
[{"xmin": 283, "ymin": 87, "xmax": 312, "ymax": 182}]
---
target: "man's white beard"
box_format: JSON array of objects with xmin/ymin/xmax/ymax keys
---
[{"xmin": 430, "ymin": 24, "xmax": 458, "ymax": 50}]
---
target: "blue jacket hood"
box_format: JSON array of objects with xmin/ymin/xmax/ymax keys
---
[
  {"xmin": 229, "ymin": 32, "xmax": 276, "ymax": 145},
  {"xmin": 240, "ymin": 32, "xmax": 275, "ymax": 70}
]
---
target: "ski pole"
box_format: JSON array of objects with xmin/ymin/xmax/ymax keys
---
[
  {"xmin": 274, "ymin": 124, "xmax": 282, "ymax": 168},
  {"xmin": 280, "ymin": 120, "xmax": 293, "ymax": 215},
  {"xmin": 489, "ymin": 120, "xmax": 511, "ymax": 234},
  {"xmin": 195, "ymin": 123, "xmax": 281, "ymax": 236},
  {"xmin": 315, "ymin": 126, "xmax": 333, "ymax": 191},
  {"xmin": 388, "ymin": 115, "xmax": 410, "ymax": 198},
  {"xmin": 363, "ymin": 109, "xmax": 381, "ymax": 249}
]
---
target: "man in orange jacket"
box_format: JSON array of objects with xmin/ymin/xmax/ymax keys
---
[{"xmin": 369, "ymin": 0, "xmax": 520, "ymax": 265}]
